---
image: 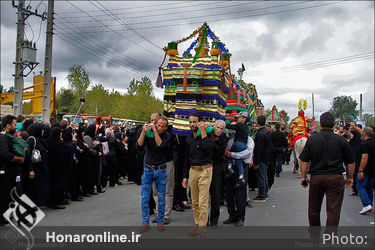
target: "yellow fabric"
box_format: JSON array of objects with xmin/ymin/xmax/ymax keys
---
[{"xmin": 189, "ymin": 167, "xmax": 212, "ymax": 227}]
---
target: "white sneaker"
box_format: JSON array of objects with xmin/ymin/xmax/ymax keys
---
[{"xmin": 359, "ymin": 205, "xmax": 373, "ymax": 215}]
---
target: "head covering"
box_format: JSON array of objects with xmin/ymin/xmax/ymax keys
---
[
  {"xmin": 26, "ymin": 122, "xmax": 44, "ymax": 138},
  {"xmin": 115, "ymin": 132, "xmax": 123, "ymax": 141},
  {"xmin": 235, "ymin": 111, "xmax": 248, "ymax": 118},
  {"xmin": 48, "ymin": 127, "xmax": 63, "ymax": 153},
  {"xmin": 77, "ymin": 125, "xmax": 86, "ymax": 141},
  {"xmin": 86, "ymin": 124, "xmax": 97, "ymax": 138},
  {"xmin": 21, "ymin": 119, "xmax": 34, "ymax": 131},
  {"xmin": 96, "ymin": 126, "xmax": 105, "ymax": 136},
  {"xmin": 52, "ymin": 122, "xmax": 60, "ymax": 128},
  {"xmin": 62, "ymin": 128, "xmax": 73, "ymax": 142}
]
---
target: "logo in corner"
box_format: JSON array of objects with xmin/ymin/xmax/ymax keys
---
[{"xmin": 3, "ymin": 188, "xmax": 45, "ymax": 250}]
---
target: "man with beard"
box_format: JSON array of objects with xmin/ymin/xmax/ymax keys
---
[
  {"xmin": 182, "ymin": 112, "xmax": 214, "ymax": 238},
  {"xmin": 138, "ymin": 117, "xmax": 171, "ymax": 233},
  {"xmin": 0, "ymin": 115, "xmax": 25, "ymax": 226}
]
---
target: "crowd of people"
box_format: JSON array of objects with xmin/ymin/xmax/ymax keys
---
[{"xmin": 0, "ymin": 111, "xmax": 374, "ymax": 237}]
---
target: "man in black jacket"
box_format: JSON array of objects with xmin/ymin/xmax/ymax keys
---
[
  {"xmin": 272, "ymin": 123, "xmax": 288, "ymax": 177},
  {"xmin": 0, "ymin": 115, "xmax": 25, "ymax": 226},
  {"xmin": 253, "ymin": 115, "xmax": 272, "ymax": 202}
]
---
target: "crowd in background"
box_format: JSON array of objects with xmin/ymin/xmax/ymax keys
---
[{"xmin": 0, "ymin": 112, "xmax": 374, "ymax": 228}]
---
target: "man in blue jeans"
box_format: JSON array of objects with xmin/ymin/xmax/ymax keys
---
[
  {"xmin": 357, "ymin": 127, "xmax": 375, "ymax": 215},
  {"xmin": 253, "ymin": 115, "xmax": 272, "ymax": 202},
  {"xmin": 137, "ymin": 117, "xmax": 171, "ymax": 232}
]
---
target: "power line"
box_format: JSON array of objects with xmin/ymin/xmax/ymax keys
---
[
  {"xmin": 89, "ymin": 0, "xmax": 161, "ymax": 50},
  {"xmin": 57, "ymin": 1, "xmax": 266, "ymax": 22},
  {"xmin": 57, "ymin": 1, "xmax": 226, "ymax": 17},
  {"xmin": 246, "ymin": 52, "xmax": 374, "ymax": 76},
  {"xmin": 53, "ymin": 17, "xmax": 149, "ymax": 70},
  {"xmin": 280, "ymin": 52, "xmax": 374, "ymax": 70},
  {"xmin": 57, "ymin": 1, "xmax": 195, "ymax": 14},
  {"xmin": 54, "ymin": 33, "xmax": 143, "ymax": 76},
  {"xmin": 64, "ymin": 0, "xmax": 161, "ymax": 57},
  {"xmin": 55, "ymin": 1, "xmax": 343, "ymax": 34}
]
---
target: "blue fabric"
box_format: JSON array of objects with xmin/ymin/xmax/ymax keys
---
[
  {"xmin": 141, "ymin": 167, "xmax": 167, "ymax": 225},
  {"xmin": 274, "ymin": 152, "xmax": 283, "ymax": 174},
  {"xmin": 228, "ymin": 141, "xmax": 248, "ymax": 176},
  {"xmin": 183, "ymin": 36, "xmax": 199, "ymax": 56},
  {"xmin": 206, "ymin": 28, "xmax": 216, "ymax": 42},
  {"xmin": 192, "ymin": 64, "xmax": 222, "ymax": 70},
  {"xmin": 201, "ymin": 94, "xmax": 227, "ymax": 107},
  {"xmin": 218, "ymin": 43, "xmax": 228, "ymax": 53},
  {"xmin": 356, "ymin": 174, "xmax": 375, "ymax": 206},
  {"xmin": 166, "ymin": 63, "xmax": 179, "ymax": 69},
  {"xmin": 255, "ymin": 162, "xmax": 269, "ymax": 198}
]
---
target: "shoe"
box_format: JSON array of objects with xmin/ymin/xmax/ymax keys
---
[
  {"xmin": 157, "ymin": 223, "xmax": 165, "ymax": 232},
  {"xmin": 253, "ymin": 197, "xmax": 266, "ymax": 203},
  {"xmin": 188, "ymin": 228, "xmax": 198, "ymax": 237},
  {"xmin": 152, "ymin": 217, "xmax": 157, "ymax": 223},
  {"xmin": 276, "ymin": 173, "xmax": 280, "ymax": 177},
  {"xmin": 98, "ymin": 189, "xmax": 105, "ymax": 193},
  {"xmin": 149, "ymin": 209, "xmax": 155, "ymax": 215},
  {"xmin": 62, "ymin": 199, "xmax": 70, "ymax": 205},
  {"xmin": 172, "ymin": 204, "xmax": 184, "ymax": 212},
  {"xmin": 246, "ymin": 201, "xmax": 253, "ymax": 208},
  {"xmin": 234, "ymin": 178, "xmax": 246, "ymax": 189},
  {"xmin": 53, "ymin": 204, "xmax": 66, "ymax": 209},
  {"xmin": 235, "ymin": 220, "xmax": 244, "ymax": 227},
  {"xmin": 223, "ymin": 217, "xmax": 237, "ymax": 224},
  {"xmin": 139, "ymin": 224, "xmax": 149, "ymax": 233},
  {"xmin": 163, "ymin": 218, "xmax": 170, "ymax": 225},
  {"xmin": 224, "ymin": 168, "xmax": 235, "ymax": 179},
  {"xmin": 181, "ymin": 202, "xmax": 191, "ymax": 209},
  {"xmin": 350, "ymin": 192, "xmax": 358, "ymax": 196},
  {"xmin": 117, "ymin": 182, "xmax": 123, "ymax": 185},
  {"xmin": 72, "ymin": 197, "xmax": 84, "ymax": 201},
  {"xmin": 359, "ymin": 205, "xmax": 373, "ymax": 215},
  {"xmin": 210, "ymin": 223, "xmax": 218, "ymax": 229}
]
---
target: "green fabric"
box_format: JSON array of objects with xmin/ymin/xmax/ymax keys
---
[
  {"xmin": 145, "ymin": 129, "xmax": 154, "ymax": 138},
  {"xmin": 196, "ymin": 125, "xmax": 214, "ymax": 137},
  {"xmin": 225, "ymin": 106, "xmax": 246, "ymax": 111},
  {"xmin": 16, "ymin": 123, "xmax": 23, "ymax": 132},
  {"xmin": 5, "ymin": 132, "xmax": 28, "ymax": 157}
]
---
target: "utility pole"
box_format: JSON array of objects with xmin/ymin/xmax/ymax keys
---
[
  {"xmin": 13, "ymin": 0, "xmax": 25, "ymax": 116},
  {"xmin": 41, "ymin": 0, "xmax": 54, "ymax": 122},
  {"xmin": 359, "ymin": 93, "xmax": 362, "ymax": 121}
]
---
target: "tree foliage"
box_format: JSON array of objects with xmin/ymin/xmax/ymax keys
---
[
  {"xmin": 67, "ymin": 64, "xmax": 90, "ymax": 98},
  {"xmin": 330, "ymin": 95, "xmax": 358, "ymax": 123},
  {"xmin": 56, "ymin": 72, "xmax": 163, "ymax": 121},
  {"xmin": 362, "ymin": 113, "xmax": 374, "ymax": 126}
]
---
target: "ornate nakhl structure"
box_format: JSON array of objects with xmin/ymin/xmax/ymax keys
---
[
  {"xmin": 155, "ymin": 23, "xmax": 262, "ymax": 136},
  {"xmin": 266, "ymin": 105, "xmax": 284, "ymax": 126}
]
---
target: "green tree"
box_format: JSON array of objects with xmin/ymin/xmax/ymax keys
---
[
  {"xmin": 67, "ymin": 64, "xmax": 90, "ymax": 98},
  {"xmin": 127, "ymin": 76, "xmax": 153, "ymax": 97},
  {"xmin": 330, "ymin": 95, "xmax": 358, "ymax": 123},
  {"xmin": 22, "ymin": 101, "xmax": 32, "ymax": 114},
  {"xmin": 56, "ymin": 88, "xmax": 77, "ymax": 113},
  {"xmin": 362, "ymin": 113, "xmax": 374, "ymax": 126}
]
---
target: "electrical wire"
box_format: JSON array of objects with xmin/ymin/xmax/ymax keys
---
[
  {"xmin": 55, "ymin": 1, "xmax": 343, "ymax": 34},
  {"xmin": 35, "ymin": 16, "xmax": 44, "ymax": 42},
  {"xmin": 89, "ymin": 0, "xmax": 161, "ymax": 50},
  {"xmin": 57, "ymin": 1, "xmax": 224, "ymax": 16},
  {"xmin": 54, "ymin": 32, "xmax": 144, "ymax": 76},
  {"xmin": 246, "ymin": 52, "xmax": 375, "ymax": 76},
  {"xmin": 26, "ymin": 19, "xmax": 34, "ymax": 41},
  {"xmin": 65, "ymin": 0, "xmax": 161, "ymax": 57},
  {"xmin": 53, "ymin": 18, "xmax": 149, "ymax": 70},
  {"xmin": 57, "ymin": 1, "xmax": 266, "ymax": 22}
]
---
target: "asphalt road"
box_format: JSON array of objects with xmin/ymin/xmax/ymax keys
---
[{"xmin": 38, "ymin": 162, "xmax": 374, "ymax": 227}]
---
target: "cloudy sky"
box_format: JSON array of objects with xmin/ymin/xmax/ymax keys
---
[{"xmin": 1, "ymin": 0, "xmax": 374, "ymax": 120}]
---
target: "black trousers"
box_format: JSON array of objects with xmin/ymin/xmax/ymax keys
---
[
  {"xmin": 225, "ymin": 162, "xmax": 248, "ymax": 222},
  {"xmin": 209, "ymin": 161, "xmax": 225, "ymax": 225},
  {"xmin": 173, "ymin": 141, "xmax": 188, "ymax": 206},
  {"xmin": 352, "ymin": 152, "xmax": 361, "ymax": 194}
]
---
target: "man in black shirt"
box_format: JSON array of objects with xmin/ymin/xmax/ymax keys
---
[
  {"xmin": 0, "ymin": 115, "xmax": 25, "ymax": 226},
  {"xmin": 253, "ymin": 115, "xmax": 272, "ymax": 202},
  {"xmin": 137, "ymin": 117, "xmax": 171, "ymax": 232},
  {"xmin": 349, "ymin": 123, "xmax": 363, "ymax": 195},
  {"xmin": 209, "ymin": 119, "xmax": 227, "ymax": 228},
  {"xmin": 299, "ymin": 112, "xmax": 355, "ymax": 226},
  {"xmin": 357, "ymin": 127, "xmax": 375, "ymax": 214},
  {"xmin": 182, "ymin": 112, "xmax": 214, "ymax": 238},
  {"xmin": 272, "ymin": 123, "xmax": 288, "ymax": 177}
]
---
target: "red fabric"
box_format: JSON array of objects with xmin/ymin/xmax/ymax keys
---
[{"xmin": 290, "ymin": 134, "xmax": 307, "ymax": 148}]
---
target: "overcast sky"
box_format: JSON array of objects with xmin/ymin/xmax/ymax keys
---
[{"xmin": 1, "ymin": 0, "xmax": 374, "ymax": 120}]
